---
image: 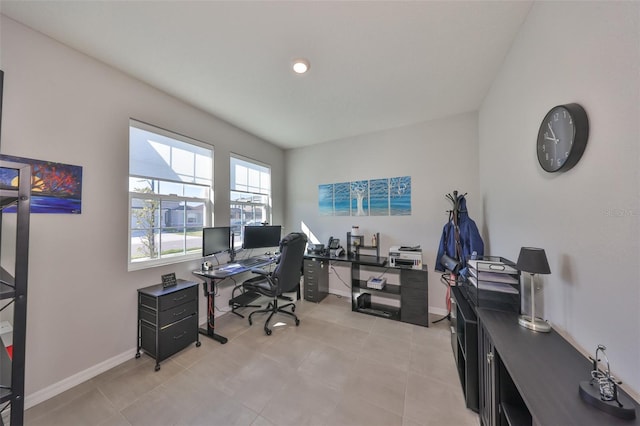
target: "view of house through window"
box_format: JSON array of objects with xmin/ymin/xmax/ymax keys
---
[
  {"xmin": 230, "ymin": 155, "xmax": 271, "ymax": 250},
  {"xmin": 129, "ymin": 120, "xmax": 213, "ymax": 269}
]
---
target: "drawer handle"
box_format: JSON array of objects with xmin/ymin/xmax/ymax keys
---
[
  {"xmin": 173, "ymin": 294, "xmax": 187, "ymax": 302},
  {"xmin": 173, "ymin": 309, "xmax": 187, "ymax": 317},
  {"xmin": 173, "ymin": 331, "xmax": 187, "ymax": 340}
]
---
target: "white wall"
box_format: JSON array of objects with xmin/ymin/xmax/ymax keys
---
[
  {"xmin": 0, "ymin": 16, "xmax": 285, "ymax": 404},
  {"xmin": 285, "ymin": 112, "xmax": 480, "ymax": 312},
  {"xmin": 479, "ymin": 2, "xmax": 639, "ymax": 395}
]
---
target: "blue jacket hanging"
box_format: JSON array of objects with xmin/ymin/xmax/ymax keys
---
[{"xmin": 435, "ymin": 196, "xmax": 484, "ymax": 272}]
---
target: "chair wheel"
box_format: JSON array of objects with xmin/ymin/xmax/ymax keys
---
[
  {"xmin": 291, "ymin": 305, "xmax": 296, "ymax": 312},
  {"xmin": 248, "ymin": 318, "xmax": 253, "ymax": 326},
  {"xmin": 265, "ymin": 328, "xmax": 272, "ymax": 336},
  {"xmin": 155, "ymin": 364, "xmax": 161, "ymax": 372},
  {"xmin": 295, "ymin": 319, "xmax": 300, "ymax": 326},
  {"xmin": 196, "ymin": 341, "xmax": 201, "ymax": 347}
]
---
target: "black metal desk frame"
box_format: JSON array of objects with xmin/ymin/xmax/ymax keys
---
[{"xmin": 192, "ymin": 257, "xmax": 276, "ymax": 344}]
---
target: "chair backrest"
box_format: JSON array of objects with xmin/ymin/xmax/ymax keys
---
[{"xmin": 272, "ymin": 232, "xmax": 308, "ymax": 294}]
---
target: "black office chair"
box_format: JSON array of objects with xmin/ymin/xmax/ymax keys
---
[{"xmin": 242, "ymin": 232, "xmax": 308, "ymax": 335}]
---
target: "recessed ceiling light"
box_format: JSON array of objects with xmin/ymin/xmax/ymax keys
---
[{"xmin": 292, "ymin": 58, "xmax": 310, "ymax": 74}]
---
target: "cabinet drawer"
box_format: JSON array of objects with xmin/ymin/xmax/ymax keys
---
[
  {"xmin": 158, "ymin": 286, "xmax": 197, "ymax": 311},
  {"xmin": 305, "ymin": 268, "xmax": 318, "ymax": 278},
  {"xmin": 158, "ymin": 299, "xmax": 197, "ymax": 327},
  {"xmin": 158, "ymin": 314, "xmax": 198, "ymax": 360}
]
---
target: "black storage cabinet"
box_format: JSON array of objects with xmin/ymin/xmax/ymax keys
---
[
  {"xmin": 136, "ymin": 279, "xmax": 200, "ymax": 370},
  {"xmin": 303, "ymin": 258, "xmax": 329, "ymax": 303}
]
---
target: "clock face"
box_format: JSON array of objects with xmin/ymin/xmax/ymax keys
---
[{"xmin": 536, "ymin": 103, "xmax": 588, "ymax": 173}]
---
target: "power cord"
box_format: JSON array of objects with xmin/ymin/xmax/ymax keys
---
[{"xmin": 330, "ymin": 262, "xmax": 351, "ymax": 289}]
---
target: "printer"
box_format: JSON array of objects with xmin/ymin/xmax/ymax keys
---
[{"xmin": 389, "ymin": 245, "xmax": 423, "ymax": 270}]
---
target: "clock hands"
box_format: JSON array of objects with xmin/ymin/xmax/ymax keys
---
[
  {"xmin": 547, "ymin": 122, "xmax": 559, "ymax": 162},
  {"xmin": 547, "ymin": 122, "xmax": 559, "ymax": 143}
]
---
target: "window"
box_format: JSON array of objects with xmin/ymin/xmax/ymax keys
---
[
  {"xmin": 128, "ymin": 120, "xmax": 213, "ymax": 270},
  {"xmin": 230, "ymin": 155, "xmax": 271, "ymax": 250}
]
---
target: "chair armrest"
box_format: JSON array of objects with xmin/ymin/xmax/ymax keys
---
[{"xmin": 249, "ymin": 267, "xmax": 270, "ymax": 276}]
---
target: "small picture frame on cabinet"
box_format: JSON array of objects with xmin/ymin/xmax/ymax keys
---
[{"xmin": 161, "ymin": 272, "xmax": 177, "ymax": 288}]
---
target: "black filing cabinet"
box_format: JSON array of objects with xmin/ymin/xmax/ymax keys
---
[
  {"xmin": 303, "ymin": 258, "xmax": 329, "ymax": 302},
  {"xmin": 399, "ymin": 268, "xmax": 429, "ymax": 326},
  {"xmin": 136, "ymin": 279, "xmax": 200, "ymax": 371}
]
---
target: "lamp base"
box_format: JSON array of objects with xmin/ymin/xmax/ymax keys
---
[{"xmin": 518, "ymin": 315, "xmax": 551, "ymax": 333}]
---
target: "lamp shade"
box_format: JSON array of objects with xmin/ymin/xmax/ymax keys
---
[{"xmin": 516, "ymin": 247, "xmax": 550, "ymax": 274}]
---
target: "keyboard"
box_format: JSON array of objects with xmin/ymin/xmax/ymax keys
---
[{"xmin": 236, "ymin": 257, "xmax": 269, "ymax": 268}]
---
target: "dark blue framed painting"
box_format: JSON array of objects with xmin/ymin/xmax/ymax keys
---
[{"xmin": 0, "ymin": 154, "xmax": 83, "ymax": 214}]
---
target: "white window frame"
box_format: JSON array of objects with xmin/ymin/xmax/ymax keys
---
[
  {"xmin": 230, "ymin": 154, "xmax": 272, "ymax": 250},
  {"xmin": 128, "ymin": 119, "xmax": 214, "ymax": 271}
]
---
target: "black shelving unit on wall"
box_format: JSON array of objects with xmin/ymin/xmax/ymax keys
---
[{"xmin": 0, "ymin": 159, "xmax": 31, "ymax": 426}]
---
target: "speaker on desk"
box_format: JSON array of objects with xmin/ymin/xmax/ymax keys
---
[{"xmin": 357, "ymin": 293, "xmax": 371, "ymax": 309}]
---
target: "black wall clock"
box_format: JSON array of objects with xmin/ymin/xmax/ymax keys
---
[{"xmin": 536, "ymin": 103, "xmax": 589, "ymax": 173}]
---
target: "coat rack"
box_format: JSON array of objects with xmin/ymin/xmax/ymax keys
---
[{"xmin": 433, "ymin": 190, "xmax": 467, "ymax": 324}]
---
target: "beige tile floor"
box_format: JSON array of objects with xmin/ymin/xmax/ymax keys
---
[{"xmin": 23, "ymin": 295, "xmax": 479, "ymax": 426}]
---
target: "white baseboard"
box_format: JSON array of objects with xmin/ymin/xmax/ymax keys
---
[
  {"xmin": 25, "ymin": 349, "xmax": 136, "ymax": 409},
  {"xmin": 429, "ymin": 306, "xmax": 448, "ymax": 317}
]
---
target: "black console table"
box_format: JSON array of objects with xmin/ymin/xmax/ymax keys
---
[
  {"xmin": 477, "ymin": 308, "xmax": 640, "ymax": 426},
  {"xmin": 451, "ymin": 286, "xmax": 478, "ymax": 412}
]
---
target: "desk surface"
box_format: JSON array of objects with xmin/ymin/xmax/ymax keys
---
[
  {"xmin": 193, "ymin": 256, "xmax": 275, "ymax": 279},
  {"xmin": 478, "ymin": 308, "xmax": 639, "ymax": 426},
  {"xmin": 304, "ymin": 252, "xmax": 387, "ymax": 267}
]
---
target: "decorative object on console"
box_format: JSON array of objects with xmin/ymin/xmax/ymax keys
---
[
  {"xmin": 579, "ymin": 344, "xmax": 636, "ymax": 419},
  {"xmin": 536, "ymin": 103, "xmax": 589, "ymax": 173},
  {"xmin": 516, "ymin": 247, "xmax": 551, "ymax": 332}
]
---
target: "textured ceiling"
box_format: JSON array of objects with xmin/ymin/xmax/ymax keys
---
[{"xmin": 1, "ymin": 1, "xmax": 533, "ymax": 149}]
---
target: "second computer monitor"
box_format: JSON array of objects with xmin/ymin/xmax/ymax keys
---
[{"xmin": 242, "ymin": 225, "xmax": 282, "ymax": 250}]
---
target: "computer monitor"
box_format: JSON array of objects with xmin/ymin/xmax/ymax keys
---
[
  {"xmin": 202, "ymin": 226, "xmax": 231, "ymax": 257},
  {"xmin": 242, "ymin": 225, "xmax": 282, "ymax": 250}
]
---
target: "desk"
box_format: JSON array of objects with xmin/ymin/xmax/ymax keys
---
[
  {"xmin": 304, "ymin": 252, "xmax": 387, "ymax": 267},
  {"xmin": 304, "ymin": 253, "xmax": 429, "ymax": 326},
  {"xmin": 303, "ymin": 253, "xmax": 387, "ymax": 303},
  {"xmin": 192, "ymin": 256, "xmax": 276, "ymax": 344}
]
